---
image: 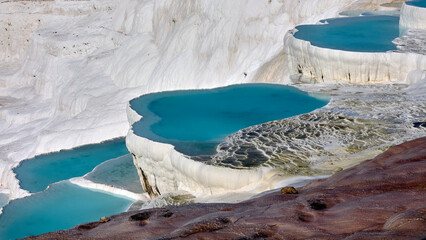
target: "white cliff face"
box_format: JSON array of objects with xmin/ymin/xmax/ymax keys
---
[
  {"xmin": 283, "ymin": 31, "xmax": 426, "ymax": 83},
  {"xmin": 126, "ymin": 130, "xmax": 277, "ymax": 198},
  {"xmin": 400, "ymin": 2, "xmax": 426, "ymax": 29},
  {"xmin": 0, "ymin": 0, "xmax": 397, "ymax": 199}
]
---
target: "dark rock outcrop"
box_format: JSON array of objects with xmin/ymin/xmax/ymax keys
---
[{"xmin": 28, "ymin": 137, "xmax": 426, "ymax": 239}]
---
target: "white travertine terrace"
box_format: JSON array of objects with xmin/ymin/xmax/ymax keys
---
[
  {"xmin": 400, "ymin": 1, "xmax": 426, "ymax": 29},
  {"xmin": 0, "ymin": 0, "xmax": 407, "ymax": 200},
  {"xmin": 284, "ymin": 30, "xmax": 426, "ymax": 83},
  {"xmin": 126, "ymin": 104, "xmax": 279, "ymax": 198},
  {"xmin": 127, "ymin": 132, "xmax": 278, "ymax": 198}
]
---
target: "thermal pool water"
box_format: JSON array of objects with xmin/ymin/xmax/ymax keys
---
[
  {"xmin": 130, "ymin": 83, "xmax": 329, "ymax": 157},
  {"xmin": 1, "ymin": 139, "xmax": 141, "ymax": 239},
  {"xmin": 14, "ymin": 138, "xmax": 129, "ymax": 193},
  {"xmin": 0, "ymin": 181, "xmax": 132, "ymax": 240},
  {"xmin": 294, "ymin": 15, "xmax": 399, "ymax": 52},
  {"xmin": 406, "ymin": 0, "xmax": 426, "ymax": 8},
  {"xmin": 84, "ymin": 154, "xmax": 143, "ymax": 194}
]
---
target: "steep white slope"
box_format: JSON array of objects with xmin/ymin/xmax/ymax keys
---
[
  {"xmin": 0, "ymin": 0, "xmax": 127, "ymax": 198},
  {"xmin": 110, "ymin": 0, "xmax": 392, "ymax": 90},
  {"xmin": 0, "ymin": 0, "xmax": 393, "ymax": 199}
]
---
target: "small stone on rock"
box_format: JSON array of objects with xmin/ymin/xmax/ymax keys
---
[
  {"xmin": 281, "ymin": 186, "xmax": 298, "ymax": 195},
  {"xmin": 100, "ymin": 216, "xmax": 110, "ymax": 223}
]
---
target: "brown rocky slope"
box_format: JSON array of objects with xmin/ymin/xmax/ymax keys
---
[{"xmin": 29, "ymin": 137, "xmax": 426, "ymax": 239}]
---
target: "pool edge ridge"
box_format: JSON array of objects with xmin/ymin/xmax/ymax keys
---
[{"xmin": 69, "ymin": 177, "xmax": 147, "ymax": 201}]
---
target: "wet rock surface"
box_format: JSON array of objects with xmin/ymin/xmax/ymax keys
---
[
  {"xmin": 28, "ymin": 137, "xmax": 426, "ymax": 240},
  {"xmin": 205, "ymin": 83, "xmax": 426, "ymax": 174}
]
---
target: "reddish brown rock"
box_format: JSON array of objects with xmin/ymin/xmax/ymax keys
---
[{"xmin": 28, "ymin": 137, "xmax": 426, "ymax": 240}]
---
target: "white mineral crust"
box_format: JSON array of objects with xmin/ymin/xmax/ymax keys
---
[{"xmin": 0, "ymin": 0, "xmax": 402, "ymax": 200}]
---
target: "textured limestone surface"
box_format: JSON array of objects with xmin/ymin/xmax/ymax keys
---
[
  {"xmin": 400, "ymin": 1, "xmax": 426, "ymax": 29},
  {"xmin": 127, "ymin": 81, "xmax": 426, "ymax": 198}
]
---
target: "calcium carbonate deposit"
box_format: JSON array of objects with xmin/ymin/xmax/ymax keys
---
[
  {"xmin": 0, "ymin": 0, "xmax": 425, "ymax": 230},
  {"xmin": 400, "ymin": 0, "xmax": 426, "ymax": 29}
]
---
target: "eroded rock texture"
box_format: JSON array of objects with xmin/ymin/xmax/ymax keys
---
[{"xmin": 29, "ymin": 137, "xmax": 426, "ymax": 240}]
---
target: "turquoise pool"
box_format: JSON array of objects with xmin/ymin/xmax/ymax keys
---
[
  {"xmin": 0, "ymin": 181, "xmax": 133, "ymax": 240},
  {"xmin": 85, "ymin": 154, "xmax": 143, "ymax": 194},
  {"xmin": 5, "ymin": 139, "xmax": 139, "ymax": 239},
  {"xmin": 406, "ymin": 0, "xmax": 426, "ymax": 8},
  {"xmin": 130, "ymin": 84, "xmax": 329, "ymax": 156},
  {"xmin": 14, "ymin": 138, "xmax": 129, "ymax": 193},
  {"xmin": 294, "ymin": 15, "xmax": 399, "ymax": 52}
]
